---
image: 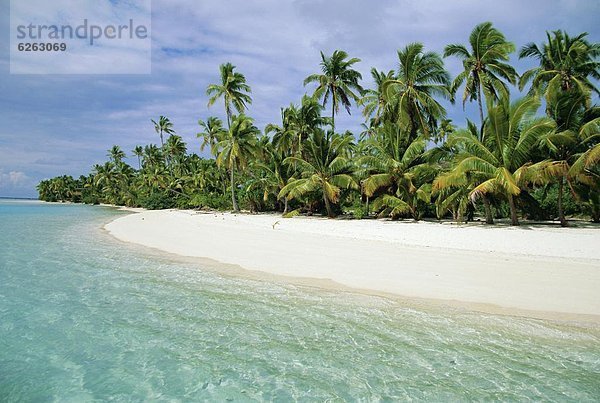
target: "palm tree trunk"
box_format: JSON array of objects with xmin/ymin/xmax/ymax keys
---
[
  {"xmin": 323, "ymin": 193, "xmax": 333, "ymax": 218},
  {"xmin": 508, "ymin": 194, "xmax": 519, "ymax": 226},
  {"xmin": 331, "ymin": 97, "xmax": 335, "ymax": 133},
  {"xmin": 477, "ymin": 84, "xmax": 485, "ymax": 127},
  {"xmin": 230, "ymin": 166, "xmax": 239, "ymax": 212},
  {"xmin": 558, "ymin": 176, "xmax": 567, "ymax": 227},
  {"xmin": 225, "ymin": 100, "xmax": 231, "ymax": 129},
  {"xmin": 365, "ymin": 196, "xmax": 369, "ymax": 216},
  {"xmin": 483, "ymin": 196, "xmax": 494, "ymax": 224},
  {"xmin": 283, "ymin": 198, "xmax": 289, "ymax": 214},
  {"xmin": 219, "ymin": 169, "xmax": 227, "ymax": 196}
]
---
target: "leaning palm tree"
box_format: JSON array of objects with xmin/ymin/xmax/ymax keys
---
[
  {"xmin": 444, "ymin": 22, "xmax": 517, "ymax": 125},
  {"xmin": 279, "ymin": 130, "xmax": 358, "ymax": 217},
  {"xmin": 151, "ymin": 116, "xmax": 175, "ymax": 148},
  {"xmin": 438, "ymin": 96, "xmax": 561, "ymax": 226},
  {"xmin": 216, "ymin": 114, "xmax": 260, "ymax": 212},
  {"xmin": 384, "ymin": 43, "xmax": 451, "ymax": 140},
  {"xmin": 207, "ymin": 62, "xmax": 252, "ymax": 128},
  {"xmin": 519, "ymin": 30, "xmax": 600, "ymax": 106},
  {"xmin": 304, "ymin": 50, "xmax": 364, "ymax": 132}
]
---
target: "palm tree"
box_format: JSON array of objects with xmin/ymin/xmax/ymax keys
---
[
  {"xmin": 438, "ymin": 96, "xmax": 561, "ymax": 225},
  {"xmin": 359, "ymin": 68, "xmax": 395, "ymax": 127},
  {"xmin": 216, "ymin": 114, "xmax": 260, "ymax": 212},
  {"xmin": 444, "ymin": 22, "xmax": 517, "ymax": 125},
  {"xmin": 206, "ymin": 62, "xmax": 252, "ymax": 128},
  {"xmin": 198, "ymin": 116, "xmax": 228, "ymax": 195},
  {"xmin": 539, "ymin": 93, "xmax": 600, "ymax": 225},
  {"xmin": 267, "ymin": 95, "xmax": 330, "ymax": 157},
  {"xmin": 360, "ymin": 123, "xmax": 434, "ymax": 219},
  {"xmin": 384, "ymin": 43, "xmax": 451, "ymax": 140},
  {"xmin": 143, "ymin": 144, "xmax": 164, "ymax": 169},
  {"xmin": 164, "ymin": 135, "xmax": 187, "ymax": 167},
  {"xmin": 197, "ymin": 117, "xmax": 227, "ymax": 157},
  {"xmin": 304, "ymin": 50, "xmax": 364, "ymax": 132},
  {"xmin": 279, "ymin": 130, "xmax": 358, "ymax": 217},
  {"xmin": 151, "ymin": 116, "xmax": 175, "ymax": 147},
  {"xmin": 519, "ymin": 30, "xmax": 600, "ymax": 105},
  {"xmin": 107, "ymin": 145, "xmax": 126, "ymax": 166},
  {"xmin": 247, "ymin": 141, "xmax": 294, "ymax": 213},
  {"xmin": 132, "ymin": 146, "xmax": 144, "ymax": 170}
]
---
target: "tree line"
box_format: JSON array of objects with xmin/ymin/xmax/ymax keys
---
[{"xmin": 38, "ymin": 23, "xmax": 600, "ymax": 225}]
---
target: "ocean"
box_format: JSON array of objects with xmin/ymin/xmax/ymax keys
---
[{"xmin": 0, "ymin": 199, "xmax": 598, "ymax": 401}]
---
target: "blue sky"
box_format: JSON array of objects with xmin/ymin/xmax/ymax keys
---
[{"xmin": 0, "ymin": 0, "xmax": 598, "ymax": 197}]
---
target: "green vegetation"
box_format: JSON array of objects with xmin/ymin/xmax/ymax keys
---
[{"xmin": 38, "ymin": 23, "xmax": 600, "ymax": 226}]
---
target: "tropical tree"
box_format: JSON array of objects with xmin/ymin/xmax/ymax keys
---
[
  {"xmin": 163, "ymin": 134, "xmax": 187, "ymax": 173},
  {"xmin": 216, "ymin": 114, "xmax": 260, "ymax": 212},
  {"xmin": 437, "ymin": 96, "xmax": 561, "ymax": 225},
  {"xmin": 267, "ymin": 95, "xmax": 330, "ymax": 157},
  {"xmin": 519, "ymin": 30, "xmax": 600, "ymax": 105},
  {"xmin": 279, "ymin": 130, "xmax": 358, "ymax": 217},
  {"xmin": 384, "ymin": 43, "xmax": 451, "ymax": 139},
  {"xmin": 539, "ymin": 93, "xmax": 600, "ymax": 225},
  {"xmin": 151, "ymin": 116, "xmax": 175, "ymax": 148},
  {"xmin": 197, "ymin": 117, "xmax": 227, "ymax": 157},
  {"xmin": 206, "ymin": 62, "xmax": 252, "ymax": 128},
  {"xmin": 132, "ymin": 145, "xmax": 144, "ymax": 170},
  {"xmin": 444, "ymin": 22, "xmax": 517, "ymax": 124},
  {"xmin": 304, "ymin": 50, "xmax": 364, "ymax": 132},
  {"xmin": 107, "ymin": 145, "xmax": 126, "ymax": 166},
  {"xmin": 360, "ymin": 123, "xmax": 434, "ymax": 219},
  {"xmin": 360, "ymin": 68, "xmax": 395, "ymax": 127}
]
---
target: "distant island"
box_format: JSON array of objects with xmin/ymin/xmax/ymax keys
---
[{"xmin": 38, "ymin": 23, "xmax": 600, "ymax": 227}]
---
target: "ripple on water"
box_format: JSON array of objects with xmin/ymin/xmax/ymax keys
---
[{"xmin": 0, "ymin": 200, "xmax": 599, "ymax": 401}]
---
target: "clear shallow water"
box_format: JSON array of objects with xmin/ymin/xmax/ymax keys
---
[{"xmin": 0, "ymin": 200, "xmax": 599, "ymax": 401}]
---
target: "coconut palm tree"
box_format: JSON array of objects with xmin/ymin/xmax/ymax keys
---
[
  {"xmin": 132, "ymin": 146, "xmax": 144, "ymax": 170},
  {"xmin": 519, "ymin": 30, "xmax": 600, "ymax": 105},
  {"xmin": 444, "ymin": 22, "xmax": 517, "ymax": 125},
  {"xmin": 107, "ymin": 145, "xmax": 126, "ymax": 166},
  {"xmin": 384, "ymin": 43, "xmax": 451, "ymax": 140},
  {"xmin": 360, "ymin": 123, "xmax": 435, "ymax": 219},
  {"xmin": 206, "ymin": 62, "xmax": 252, "ymax": 128},
  {"xmin": 151, "ymin": 116, "xmax": 175, "ymax": 148},
  {"xmin": 539, "ymin": 93, "xmax": 600, "ymax": 225},
  {"xmin": 304, "ymin": 50, "xmax": 364, "ymax": 132},
  {"xmin": 359, "ymin": 68, "xmax": 395, "ymax": 126},
  {"xmin": 279, "ymin": 130, "xmax": 358, "ymax": 217},
  {"xmin": 439, "ymin": 96, "xmax": 561, "ymax": 225},
  {"xmin": 267, "ymin": 95, "xmax": 330, "ymax": 157},
  {"xmin": 216, "ymin": 114, "xmax": 260, "ymax": 212},
  {"xmin": 143, "ymin": 144, "xmax": 164, "ymax": 168},
  {"xmin": 197, "ymin": 117, "xmax": 227, "ymax": 157},
  {"xmin": 164, "ymin": 135, "xmax": 187, "ymax": 168},
  {"xmin": 198, "ymin": 116, "xmax": 228, "ymax": 196}
]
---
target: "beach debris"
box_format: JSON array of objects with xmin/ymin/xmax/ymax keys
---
[{"xmin": 272, "ymin": 221, "xmax": 280, "ymax": 229}]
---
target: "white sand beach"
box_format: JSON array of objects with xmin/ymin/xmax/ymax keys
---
[{"xmin": 105, "ymin": 210, "xmax": 600, "ymax": 321}]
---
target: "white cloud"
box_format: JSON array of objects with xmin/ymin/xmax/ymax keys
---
[{"xmin": 0, "ymin": 169, "xmax": 31, "ymax": 190}]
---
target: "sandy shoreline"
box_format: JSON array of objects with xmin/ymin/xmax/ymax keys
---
[{"xmin": 104, "ymin": 209, "xmax": 600, "ymax": 322}]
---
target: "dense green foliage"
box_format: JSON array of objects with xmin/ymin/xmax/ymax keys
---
[{"xmin": 38, "ymin": 23, "xmax": 600, "ymax": 225}]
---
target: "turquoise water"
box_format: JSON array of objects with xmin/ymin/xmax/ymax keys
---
[{"xmin": 0, "ymin": 200, "xmax": 599, "ymax": 401}]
